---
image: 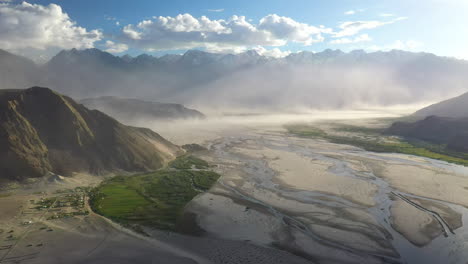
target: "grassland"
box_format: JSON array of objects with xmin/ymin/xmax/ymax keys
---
[
  {"xmin": 89, "ymin": 155, "xmax": 220, "ymax": 231},
  {"xmin": 286, "ymin": 123, "xmax": 468, "ymax": 166},
  {"xmin": 168, "ymin": 154, "xmax": 209, "ymax": 169}
]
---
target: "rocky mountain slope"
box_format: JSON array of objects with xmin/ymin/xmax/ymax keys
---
[
  {"xmin": 412, "ymin": 91, "xmax": 468, "ymax": 118},
  {"xmin": 386, "ymin": 115, "xmax": 468, "ymax": 152},
  {"xmin": 80, "ymin": 96, "xmax": 205, "ymax": 122},
  {"xmin": 0, "ymin": 87, "xmax": 182, "ymax": 181}
]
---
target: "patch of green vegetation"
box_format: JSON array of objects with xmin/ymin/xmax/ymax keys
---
[
  {"xmin": 329, "ymin": 136, "xmax": 468, "ymax": 166},
  {"xmin": 90, "ymin": 156, "xmax": 220, "ymax": 231},
  {"xmin": 0, "ymin": 193, "xmax": 12, "ymax": 198},
  {"xmin": 192, "ymin": 171, "xmax": 221, "ymax": 190},
  {"xmin": 90, "ymin": 179, "xmax": 151, "ymax": 220},
  {"xmin": 168, "ymin": 155, "xmax": 209, "ymax": 170},
  {"xmin": 330, "ymin": 124, "xmax": 383, "ymax": 134},
  {"xmin": 285, "ymin": 125, "xmax": 327, "ymax": 138},
  {"xmin": 181, "ymin": 144, "xmax": 208, "ymax": 153},
  {"xmin": 35, "ymin": 197, "xmax": 57, "ymax": 209},
  {"xmin": 287, "ymin": 124, "xmax": 468, "ymax": 166}
]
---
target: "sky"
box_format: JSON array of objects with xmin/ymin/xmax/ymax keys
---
[{"xmin": 0, "ymin": 0, "xmax": 467, "ymax": 61}]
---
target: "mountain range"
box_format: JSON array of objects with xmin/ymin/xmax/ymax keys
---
[
  {"xmin": 80, "ymin": 96, "xmax": 205, "ymax": 123},
  {"xmin": 1, "ymin": 48, "xmax": 467, "ymax": 110},
  {"xmin": 0, "ymin": 87, "xmax": 181, "ymax": 181}
]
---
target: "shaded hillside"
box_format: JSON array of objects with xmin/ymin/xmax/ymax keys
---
[
  {"xmin": 385, "ymin": 116, "xmax": 468, "ymax": 152},
  {"xmin": 412, "ymin": 91, "xmax": 468, "ymax": 118},
  {"xmin": 0, "ymin": 87, "xmax": 182, "ymax": 181},
  {"xmin": 80, "ymin": 96, "xmax": 205, "ymax": 122}
]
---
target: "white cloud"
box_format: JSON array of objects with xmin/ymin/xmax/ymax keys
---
[
  {"xmin": 402, "ymin": 40, "xmax": 422, "ymax": 50},
  {"xmin": 207, "ymin": 9, "xmax": 224, "ymax": 12},
  {"xmin": 204, "ymin": 44, "xmax": 291, "ymax": 58},
  {"xmin": 0, "ymin": 2, "xmax": 102, "ymax": 51},
  {"xmin": 104, "ymin": 40, "xmax": 128, "ymax": 53},
  {"xmin": 379, "ymin": 13, "xmax": 395, "ymax": 17},
  {"xmin": 204, "ymin": 44, "xmax": 248, "ymax": 54},
  {"xmin": 258, "ymin": 14, "xmax": 329, "ymax": 45},
  {"xmin": 334, "ymin": 17, "xmax": 407, "ymax": 37},
  {"xmin": 367, "ymin": 40, "xmax": 423, "ymax": 51},
  {"xmin": 105, "ymin": 15, "xmax": 117, "ymax": 21},
  {"xmin": 330, "ymin": 34, "xmax": 372, "ymax": 44},
  {"xmin": 456, "ymin": 53, "xmax": 468, "ymax": 61},
  {"xmin": 344, "ymin": 9, "xmax": 365, "ymax": 15},
  {"xmin": 252, "ymin": 46, "xmax": 291, "ymax": 58},
  {"xmin": 120, "ymin": 13, "xmax": 331, "ymax": 51}
]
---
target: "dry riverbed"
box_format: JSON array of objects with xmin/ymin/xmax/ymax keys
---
[
  {"xmin": 176, "ymin": 124, "xmax": 468, "ymax": 264},
  {"xmin": 2, "ymin": 114, "xmax": 468, "ymax": 264}
]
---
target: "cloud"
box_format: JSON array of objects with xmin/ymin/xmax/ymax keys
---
[
  {"xmin": 334, "ymin": 17, "xmax": 407, "ymax": 37},
  {"xmin": 105, "ymin": 15, "xmax": 117, "ymax": 21},
  {"xmin": 367, "ymin": 40, "xmax": 423, "ymax": 51},
  {"xmin": 258, "ymin": 14, "xmax": 329, "ymax": 45},
  {"xmin": 330, "ymin": 34, "xmax": 372, "ymax": 44},
  {"xmin": 379, "ymin": 13, "xmax": 395, "ymax": 17},
  {"xmin": 456, "ymin": 53, "xmax": 468, "ymax": 61},
  {"xmin": 204, "ymin": 44, "xmax": 248, "ymax": 54},
  {"xmin": 204, "ymin": 44, "xmax": 291, "ymax": 58},
  {"xmin": 344, "ymin": 9, "xmax": 365, "ymax": 15},
  {"xmin": 252, "ymin": 46, "xmax": 291, "ymax": 58},
  {"xmin": 104, "ymin": 40, "xmax": 128, "ymax": 53},
  {"xmin": 0, "ymin": 2, "xmax": 102, "ymax": 51},
  {"xmin": 207, "ymin": 8, "xmax": 224, "ymax": 12},
  {"xmin": 120, "ymin": 13, "xmax": 331, "ymax": 51}
]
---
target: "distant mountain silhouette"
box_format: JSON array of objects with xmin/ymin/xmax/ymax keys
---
[
  {"xmin": 0, "ymin": 48, "xmax": 467, "ymax": 109},
  {"xmin": 80, "ymin": 96, "xmax": 205, "ymax": 122},
  {"xmin": 0, "ymin": 50, "xmax": 43, "ymax": 89}
]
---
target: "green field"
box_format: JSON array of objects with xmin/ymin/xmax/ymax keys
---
[
  {"xmin": 286, "ymin": 123, "xmax": 468, "ymax": 166},
  {"xmin": 90, "ymin": 155, "xmax": 220, "ymax": 231},
  {"xmin": 168, "ymin": 154, "xmax": 209, "ymax": 169}
]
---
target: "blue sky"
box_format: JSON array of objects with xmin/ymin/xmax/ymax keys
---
[{"xmin": 1, "ymin": 0, "xmax": 467, "ymax": 60}]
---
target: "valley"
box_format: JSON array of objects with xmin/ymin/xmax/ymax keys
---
[
  {"xmin": 286, "ymin": 120, "xmax": 468, "ymax": 166},
  {"xmin": 182, "ymin": 118, "xmax": 468, "ymax": 263},
  {"xmin": 0, "ymin": 1, "xmax": 466, "ymax": 263},
  {"xmin": 2, "ymin": 113, "xmax": 468, "ymax": 263}
]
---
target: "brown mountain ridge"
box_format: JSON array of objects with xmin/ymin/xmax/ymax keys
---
[{"xmin": 0, "ymin": 87, "xmax": 182, "ymax": 181}]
